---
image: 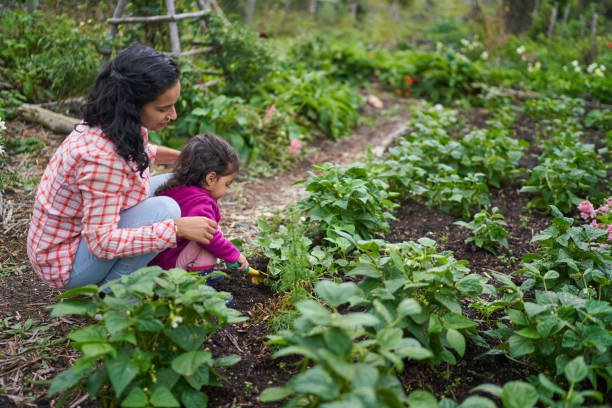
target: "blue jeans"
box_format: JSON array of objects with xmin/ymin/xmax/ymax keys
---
[{"xmin": 65, "ymin": 174, "xmax": 177, "ymax": 289}]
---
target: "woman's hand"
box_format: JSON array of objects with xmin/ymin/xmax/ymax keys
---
[{"xmin": 174, "ymin": 217, "xmax": 217, "ymax": 244}]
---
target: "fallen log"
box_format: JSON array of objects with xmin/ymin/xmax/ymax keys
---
[{"xmin": 16, "ymin": 103, "xmax": 80, "ymax": 134}]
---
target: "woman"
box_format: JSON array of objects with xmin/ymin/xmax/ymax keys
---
[{"xmin": 27, "ymin": 44, "xmax": 217, "ymax": 289}]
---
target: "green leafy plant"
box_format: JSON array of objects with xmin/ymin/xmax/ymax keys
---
[
  {"xmin": 454, "ymin": 207, "xmax": 510, "ymax": 254},
  {"xmin": 0, "ymin": 9, "xmax": 102, "ymax": 109},
  {"xmin": 520, "ymin": 145, "xmax": 607, "ymax": 214},
  {"xmin": 348, "ymin": 238, "xmax": 492, "ymax": 365},
  {"xmin": 204, "ymin": 15, "xmax": 275, "ymax": 99},
  {"xmin": 411, "ymin": 47, "xmax": 485, "ymax": 105},
  {"xmin": 488, "ymin": 290, "xmax": 611, "ymax": 389},
  {"xmin": 518, "ymin": 206, "xmax": 611, "ymax": 298},
  {"xmin": 261, "ymin": 280, "xmax": 414, "ymax": 407},
  {"xmin": 259, "ymin": 67, "xmax": 361, "ymax": 140},
  {"xmin": 425, "ymin": 171, "xmax": 491, "ymax": 218},
  {"xmin": 48, "ymin": 267, "xmax": 246, "ymax": 407},
  {"xmin": 296, "ymin": 162, "xmax": 397, "ymax": 242}
]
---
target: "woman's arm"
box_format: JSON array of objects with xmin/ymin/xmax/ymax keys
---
[{"xmin": 154, "ymin": 145, "xmax": 181, "ymax": 165}]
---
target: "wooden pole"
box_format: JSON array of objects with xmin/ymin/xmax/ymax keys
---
[
  {"xmin": 100, "ymin": 0, "xmax": 128, "ymax": 70},
  {"xmin": 561, "ymin": 2, "xmax": 570, "ymax": 26},
  {"xmin": 245, "ymin": 0, "xmax": 256, "ymax": 24},
  {"xmin": 107, "ymin": 10, "xmax": 209, "ymax": 24},
  {"xmin": 309, "ymin": 0, "xmax": 317, "ymax": 17},
  {"xmin": 547, "ymin": 2, "xmax": 557, "ymax": 37},
  {"xmin": 589, "ymin": 12, "xmax": 598, "ymax": 62},
  {"xmin": 166, "ymin": 0, "xmax": 181, "ymax": 55}
]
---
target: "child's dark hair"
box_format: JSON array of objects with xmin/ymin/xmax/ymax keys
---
[
  {"xmin": 83, "ymin": 44, "xmax": 180, "ymax": 177},
  {"xmin": 157, "ymin": 133, "xmax": 240, "ymax": 195}
]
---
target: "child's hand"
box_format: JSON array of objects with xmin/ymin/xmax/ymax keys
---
[{"xmin": 237, "ymin": 254, "xmax": 249, "ymax": 271}]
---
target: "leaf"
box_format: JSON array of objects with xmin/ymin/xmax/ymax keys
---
[
  {"xmin": 259, "ymin": 386, "xmax": 293, "ymax": 402},
  {"xmin": 515, "ymin": 327, "xmax": 541, "ymax": 339},
  {"xmin": 501, "ymin": 381, "xmax": 538, "ymax": 408},
  {"xmin": 215, "ymin": 354, "xmax": 241, "ymax": 367},
  {"xmin": 50, "ymin": 300, "xmax": 96, "ymax": 317},
  {"xmin": 446, "ymin": 329, "xmax": 466, "ymax": 357},
  {"xmin": 121, "ymin": 387, "xmax": 148, "ymax": 407},
  {"xmin": 523, "ymin": 302, "xmax": 548, "ymax": 317},
  {"xmin": 105, "ymin": 311, "xmax": 130, "ymax": 334},
  {"xmin": 564, "ymin": 356, "xmax": 588, "ymax": 383},
  {"xmin": 444, "ymin": 313, "xmax": 477, "ymax": 329},
  {"xmin": 296, "ymin": 300, "xmax": 331, "ymax": 324},
  {"xmin": 69, "ymin": 326, "xmax": 107, "ymax": 343},
  {"xmin": 292, "ymin": 366, "xmax": 339, "ymax": 399},
  {"xmin": 347, "ymin": 262, "xmax": 381, "ymax": 278},
  {"xmin": 406, "ymin": 390, "xmax": 438, "ymax": 408},
  {"xmin": 179, "ymin": 388, "xmax": 208, "ymax": 408},
  {"xmin": 107, "ymin": 353, "xmax": 139, "ymax": 397},
  {"xmin": 470, "ymin": 383, "xmax": 502, "ymax": 397},
  {"xmin": 458, "ymin": 396, "xmax": 497, "ymax": 408},
  {"xmin": 150, "ymin": 386, "xmax": 180, "ymax": 407},
  {"xmin": 398, "ymin": 298, "xmax": 422, "ymax": 317},
  {"xmin": 315, "ymin": 280, "xmax": 359, "ymax": 308},
  {"xmin": 48, "ymin": 365, "xmax": 90, "ymax": 396},
  {"xmin": 165, "ymin": 325, "xmax": 208, "ymax": 351},
  {"xmin": 184, "ymin": 364, "xmax": 210, "ymax": 389},
  {"xmin": 508, "ymin": 335, "xmax": 535, "ymax": 357},
  {"xmin": 171, "ymin": 351, "xmax": 212, "ymax": 376}
]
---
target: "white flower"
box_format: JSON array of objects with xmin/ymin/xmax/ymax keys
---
[
  {"xmin": 170, "ymin": 315, "xmax": 183, "ymax": 329},
  {"xmin": 436, "ymin": 42, "xmax": 443, "ymax": 51},
  {"xmin": 571, "ymin": 60, "xmax": 579, "ymax": 67},
  {"xmin": 434, "ymin": 104, "xmax": 444, "ymax": 110},
  {"xmin": 594, "ymin": 68, "xmax": 604, "ymax": 77},
  {"xmin": 587, "ymin": 63, "xmax": 597, "ymax": 73},
  {"xmin": 460, "ymin": 38, "xmax": 469, "ymax": 46},
  {"xmin": 0, "ymin": 144, "xmax": 5, "ymax": 156},
  {"xmin": 600, "ymin": 64, "xmax": 606, "ymax": 71},
  {"xmin": 574, "ymin": 65, "xmax": 582, "ymax": 73},
  {"xmin": 0, "ymin": 120, "xmax": 5, "ymax": 131},
  {"xmin": 562, "ymin": 65, "xmax": 567, "ymax": 71},
  {"xmin": 516, "ymin": 45, "xmax": 525, "ymax": 54},
  {"xmin": 480, "ymin": 51, "xmax": 488, "ymax": 60}
]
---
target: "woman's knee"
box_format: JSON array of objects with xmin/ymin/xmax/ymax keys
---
[{"xmin": 155, "ymin": 196, "xmax": 181, "ymax": 220}]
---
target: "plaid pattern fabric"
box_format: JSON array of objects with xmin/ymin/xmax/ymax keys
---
[{"xmin": 27, "ymin": 124, "xmax": 176, "ymax": 288}]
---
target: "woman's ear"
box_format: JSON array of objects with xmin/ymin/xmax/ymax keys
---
[{"xmin": 204, "ymin": 171, "xmax": 217, "ymax": 186}]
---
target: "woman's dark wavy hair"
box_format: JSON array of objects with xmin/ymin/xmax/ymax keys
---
[
  {"xmin": 83, "ymin": 44, "xmax": 179, "ymax": 176},
  {"xmin": 156, "ymin": 133, "xmax": 240, "ymax": 195}
]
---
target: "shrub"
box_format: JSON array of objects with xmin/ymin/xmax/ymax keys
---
[{"xmin": 48, "ymin": 267, "xmax": 246, "ymax": 407}]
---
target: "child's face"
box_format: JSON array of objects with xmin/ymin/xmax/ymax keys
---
[{"xmin": 204, "ymin": 171, "xmax": 237, "ymax": 200}]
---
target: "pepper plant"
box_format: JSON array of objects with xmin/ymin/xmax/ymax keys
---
[{"xmin": 48, "ymin": 267, "xmax": 246, "ymax": 408}]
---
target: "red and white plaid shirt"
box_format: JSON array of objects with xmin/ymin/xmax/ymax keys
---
[{"xmin": 27, "ymin": 124, "xmax": 177, "ymax": 288}]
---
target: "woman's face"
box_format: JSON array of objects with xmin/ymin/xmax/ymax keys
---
[{"xmin": 140, "ymin": 81, "xmax": 181, "ymax": 131}]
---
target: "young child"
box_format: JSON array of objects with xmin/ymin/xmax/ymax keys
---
[{"xmin": 149, "ymin": 133, "xmax": 248, "ymax": 278}]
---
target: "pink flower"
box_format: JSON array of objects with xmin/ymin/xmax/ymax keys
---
[
  {"xmin": 289, "ymin": 139, "xmax": 302, "ymax": 156},
  {"xmin": 577, "ymin": 201, "xmax": 596, "ymax": 220},
  {"xmin": 590, "ymin": 219, "xmax": 600, "ymax": 228},
  {"xmin": 263, "ymin": 104, "xmax": 276, "ymax": 124}
]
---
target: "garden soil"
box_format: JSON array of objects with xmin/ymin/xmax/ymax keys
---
[{"xmin": 0, "ymin": 95, "xmax": 561, "ymax": 407}]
